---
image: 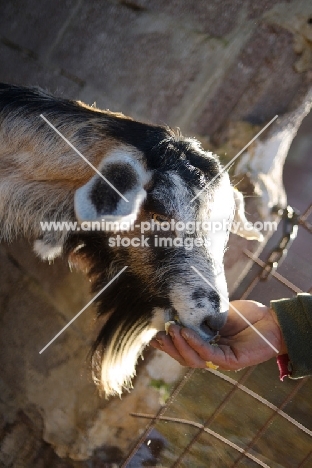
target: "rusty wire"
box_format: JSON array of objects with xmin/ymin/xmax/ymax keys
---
[
  {"xmin": 243, "ymin": 249, "xmax": 303, "ymax": 294},
  {"xmin": 124, "ymin": 203, "xmax": 312, "ymax": 467},
  {"xmin": 131, "ymin": 413, "xmax": 271, "ymax": 468},
  {"xmin": 231, "ymin": 378, "xmax": 307, "ymax": 467},
  {"xmin": 171, "ymin": 367, "xmax": 255, "ymax": 468},
  {"xmin": 208, "ymin": 368, "xmax": 312, "ymax": 437},
  {"xmin": 297, "ymin": 450, "xmax": 312, "ymax": 467},
  {"xmin": 296, "ymin": 203, "xmax": 312, "ymax": 241},
  {"xmin": 120, "ymin": 369, "xmax": 195, "ymax": 468}
]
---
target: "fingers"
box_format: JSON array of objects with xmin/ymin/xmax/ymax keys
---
[
  {"xmin": 178, "ymin": 327, "xmax": 233, "ymax": 368},
  {"xmin": 150, "ymin": 325, "xmax": 207, "ymax": 368},
  {"xmin": 167, "ymin": 325, "xmax": 208, "ymax": 368},
  {"xmin": 149, "ymin": 302, "xmax": 278, "ymax": 373},
  {"xmin": 150, "ymin": 331, "xmax": 188, "ymax": 366},
  {"xmin": 151, "ymin": 325, "xmax": 238, "ymax": 370}
]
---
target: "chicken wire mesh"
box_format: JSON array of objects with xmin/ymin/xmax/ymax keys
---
[{"xmin": 122, "ymin": 203, "xmax": 312, "ymax": 468}]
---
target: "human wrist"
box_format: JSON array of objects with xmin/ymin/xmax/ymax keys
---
[{"xmin": 268, "ymin": 307, "xmax": 288, "ymax": 355}]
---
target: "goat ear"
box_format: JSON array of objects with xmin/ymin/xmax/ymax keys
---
[
  {"xmin": 231, "ymin": 188, "xmax": 264, "ymax": 241},
  {"xmin": 74, "ymin": 151, "xmax": 150, "ymax": 224}
]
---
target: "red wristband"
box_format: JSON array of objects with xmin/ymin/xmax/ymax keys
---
[{"xmin": 277, "ymin": 354, "xmax": 291, "ymax": 381}]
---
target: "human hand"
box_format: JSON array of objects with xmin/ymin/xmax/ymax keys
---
[{"xmin": 150, "ymin": 300, "xmax": 287, "ymax": 371}]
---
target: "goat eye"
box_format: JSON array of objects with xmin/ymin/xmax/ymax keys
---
[{"xmin": 152, "ymin": 213, "xmax": 170, "ymax": 224}]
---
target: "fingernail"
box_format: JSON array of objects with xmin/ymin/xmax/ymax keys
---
[
  {"xmin": 169, "ymin": 330, "xmax": 175, "ymax": 339},
  {"xmin": 156, "ymin": 338, "xmax": 163, "ymax": 347},
  {"xmin": 181, "ymin": 329, "xmax": 190, "ymax": 340}
]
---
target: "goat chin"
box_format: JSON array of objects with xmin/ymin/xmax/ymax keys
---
[{"xmin": 97, "ymin": 324, "xmax": 158, "ymax": 397}]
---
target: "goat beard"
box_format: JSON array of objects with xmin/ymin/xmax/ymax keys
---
[{"xmin": 92, "ymin": 316, "xmax": 157, "ymax": 397}]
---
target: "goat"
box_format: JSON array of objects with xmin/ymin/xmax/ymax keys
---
[{"xmin": 0, "ymin": 83, "xmax": 261, "ymax": 396}]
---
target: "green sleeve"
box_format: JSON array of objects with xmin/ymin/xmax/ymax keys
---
[{"xmin": 270, "ymin": 293, "xmax": 312, "ymax": 379}]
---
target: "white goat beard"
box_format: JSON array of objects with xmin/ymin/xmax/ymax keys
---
[{"xmin": 100, "ymin": 323, "xmax": 158, "ymax": 397}]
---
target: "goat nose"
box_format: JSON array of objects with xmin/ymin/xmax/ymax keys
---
[
  {"xmin": 200, "ymin": 311, "xmax": 227, "ymax": 338},
  {"xmin": 190, "ymin": 288, "xmax": 228, "ymax": 339}
]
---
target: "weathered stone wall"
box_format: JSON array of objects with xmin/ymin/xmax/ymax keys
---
[{"xmin": 1, "ymin": 0, "xmax": 312, "ymax": 466}]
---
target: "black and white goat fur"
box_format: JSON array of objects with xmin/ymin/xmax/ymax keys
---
[{"xmin": 0, "ymin": 84, "xmax": 261, "ymax": 396}]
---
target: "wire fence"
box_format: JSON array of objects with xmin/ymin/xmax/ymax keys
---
[{"xmin": 121, "ymin": 203, "xmax": 312, "ymax": 468}]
